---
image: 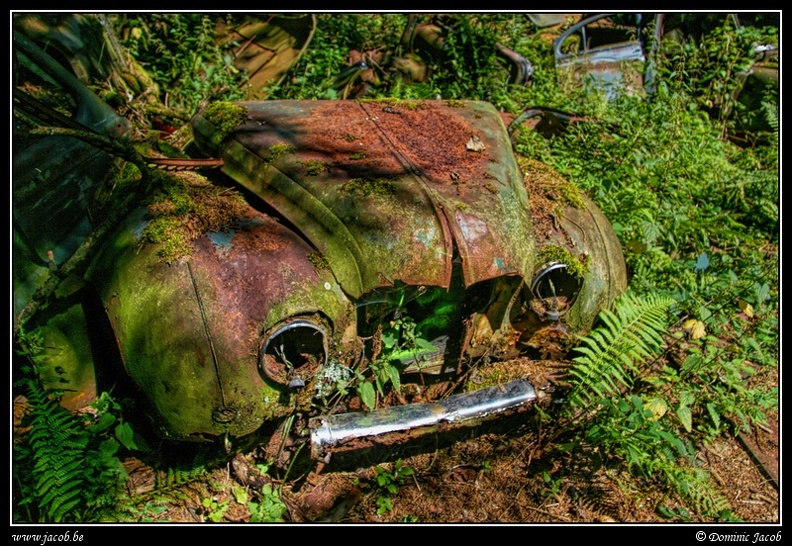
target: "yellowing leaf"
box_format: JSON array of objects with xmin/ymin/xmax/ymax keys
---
[
  {"xmin": 681, "ymin": 319, "xmax": 706, "ymax": 340},
  {"xmin": 645, "ymin": 397, "xmax": 667, "ymax": 421},
  {"xmin": 738, "ymin": 299, "xmax": 755, "ymax": 318},
  {"xmin": 676, "ymin": 406, "xmax": 693, "ymax": 433}
]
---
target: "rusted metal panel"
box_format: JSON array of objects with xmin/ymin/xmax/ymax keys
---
[
  {"xmin": 559, "ymin": 194, "xmax": 628, "ymax": 332},
  {"xmin": 192, "ymin": 100, "xmax": 536, "ymax": 297},
  {"xmin": 95, "ymin": 206, "xmax": 354, "ymax": 440}
]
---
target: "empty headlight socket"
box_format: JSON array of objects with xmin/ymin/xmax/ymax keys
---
[{"xmin": 530, "ymin": 262, "xmax": 582, "ymax": 321}]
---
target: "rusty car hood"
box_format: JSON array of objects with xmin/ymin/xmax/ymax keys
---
[{"xmin": 192, "ymin": 100, "xmax": 536, "ymax": 298}]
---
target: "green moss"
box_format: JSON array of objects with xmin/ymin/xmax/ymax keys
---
[
  {"xmin": 341, "ymin": 132, "xmax": 356, "ymax": 142},
  {"xmin": 202, "ymin": 102, "xmax": 247, "ymax": 147},
  {"xmin": 396, "ymin": 99, "xmax": 424, "ymax": 111},
  {"xmin": 445, "ymin": 99, "xmax": 464, "ymax": 108},
  {"xmin": 465, "ymin": 367, "xmax": 516, "ymax": 391},
  {"xmin": 539, "ymin": 245, "xmax": 589, "ymax": 280},
  {"xmin": 300, "ymin": 159, "xmax": 328, "ymax": 176},
  {"xmin": 307, "ymin": 252, "xmax": 330, "ymax": 272},
  {"xmin": 145, "ymin": 218, "xmax": 193, "ymax": 261},
  {"xmin": 558, "ymin": 181, "xmax": 585, "ymax": 209},
  {"xmin": 349, "ymin": 152, "xmax": 367, "ymax": 160},
  {"xmin": 366, "ymin": 98, "xmax": 424, "ymax": 110},
  {"xmin": 267, "ymin": 143, "xmax": 295, "ymax": 162},
  {"xmin": 140, "ymin": 170, "xmax": 249, "ymax": 263},
  {"xmin": 343, "ymin": 178, "xmax": 397, "ymax": 197},
  {"xmin": 484, "ymin": 183, "xmax": 497, "ymax": 194}
]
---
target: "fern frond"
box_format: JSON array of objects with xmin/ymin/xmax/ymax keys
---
[
  {"xmin": 564, "ymin": 292, "xmax": 675, "ymax": 412},
  {"xmin": 24, "ymin": 390, "xmax": 89, "ymax": 522},
  {"xmin": 659, "ymin": 462, "xmax": 731, "ymax": 517},
  {"xmin": 763, "ymin": 100, "xmax": 778, "ymax": 135}
]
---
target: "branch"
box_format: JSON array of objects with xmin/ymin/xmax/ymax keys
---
[
  {"xmin": 28, "ymin": 126, "xmax": 149, "ymax": 174},
  {"xmin": 13, "ymin": 130, "xmax": 156, "ymax": 336}
]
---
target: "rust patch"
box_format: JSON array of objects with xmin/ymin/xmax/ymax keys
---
[
  {"xmin": 188, "ymin": 210, "xmax": 324, "ymax": 350},
  {"xmin": 301, "ymin": 100, "xmax": 494, "ymax": 185}
]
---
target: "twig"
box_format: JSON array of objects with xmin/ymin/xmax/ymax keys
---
[{"xmin": 523, "ymin": 504, "xmax": 572, "ymax": 522}]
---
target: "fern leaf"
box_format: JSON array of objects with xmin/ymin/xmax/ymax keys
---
[
  {"xmin": 47, "ymin": 488, "xmax": 84, "ymax": 522},
  {"xmin": 565, "ymin": 292, "xmax": 675, "ymax": 412}
]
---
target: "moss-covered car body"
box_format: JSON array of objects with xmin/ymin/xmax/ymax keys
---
[{"xmin": 13, "ymin": 15, "xmax": 628, "ymax": 458}]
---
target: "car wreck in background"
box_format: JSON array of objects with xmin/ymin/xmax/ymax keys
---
[
  {"xmin": 553, "ymin": 13, "xmax": 779, "ymax": 144},
  {"xmin": 13, "ymin": 14, "xmax": 628, "ymax": 465}
]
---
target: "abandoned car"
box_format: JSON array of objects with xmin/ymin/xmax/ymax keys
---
[
  {"xmin": 553, "ymin": 13, "xmax": 779, "ymax": 144},
  {"xmin": 13, "ymin": 15, "xmax": 628, "ymax": 464}
]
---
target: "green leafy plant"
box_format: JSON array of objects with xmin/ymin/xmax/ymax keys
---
[
  {"xmin": 200, "ymin": 496, "xmax": 229, "ymax": 523},
  {"xmin": 13, "ymin": 332, "xmax": 135, "ymax": 522},
  {"xmin": 247, "ymin": 484, "xmax": 288, "ymax": 523},
  {"xmin": 372, "ymin": 459, "xmax": 415, "ymax": 515},
  {"xmin": 12, "ymin": 13, "xmax": 779, "ymax": 523},
  {"xmin": 117, "ymin": 14, "xmax": 249, "ymax": 115}
]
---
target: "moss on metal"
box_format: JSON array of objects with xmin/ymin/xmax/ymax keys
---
[
  {"xmin": 300, "ymin": 159, "xmax": 329, "ymax": 176},
  {"xmin": 140, "ymin": 170, "xmax": 249, "ymax": 263},
  {"xmin": 539, "ymin": 244, "xmax": 589, "ymax": 280},
  {"xmin": 201, "ymin": 101, "xmax": 248, "ymax": 148},
  {"xmin": 342, "ymin": 178, "xmax": 398, "ymax": 197},
  {"xmin": 365, "ymin": 97, "xmax": 425, "ymax": 110},
  {"xmin": 519, "ymin": 156, "xmax": 585, "ymax": 213},
  {"xmin": 307, "ymin": 252, "xmax": 331, "ymax": 272},
  {"xmin": 267, "ymin": 143, "xmax": 295, "ymax": 161}
]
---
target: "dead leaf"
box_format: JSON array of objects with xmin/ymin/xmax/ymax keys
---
[
  {"xmin": 682, "ymin": 318, "xmax": 706, "ymax": 340},
  {"xmin": 466, "ymin": 135, "xmax": 485, "ymax": 152},
  {"xmin": 738, "ymin": 299, "xmax": 755, "ymax": 318}
]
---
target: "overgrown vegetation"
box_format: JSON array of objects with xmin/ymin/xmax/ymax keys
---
[
  {"xmin": 12, "ymin": 13, "xmax": 778, "ymax": 522},
  {"xmin": 13, "ymin": 333, "xmax": 138, "ymax": 522}
]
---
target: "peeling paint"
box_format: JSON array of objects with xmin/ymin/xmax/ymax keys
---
[
  {"xmin": 208, "ymin": 230, "xmax": 235, "ymax": 254},
  {"xmin": 455, "ymin": 211, "xmax": 489, "ymax": 242}
]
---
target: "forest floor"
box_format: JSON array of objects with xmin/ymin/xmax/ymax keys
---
[{"xmin": 119, "ymin": 366, "xmax": 778, "ymax": 525}]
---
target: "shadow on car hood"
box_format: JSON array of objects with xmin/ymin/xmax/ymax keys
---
[{"xmin": 192, "ymin": 100, "xmax": 536, "ymax": 298}]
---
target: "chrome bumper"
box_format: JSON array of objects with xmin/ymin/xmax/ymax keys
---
[{"xmin": 310, "ymin": 379, "xmax": 537, "ymax": 462}]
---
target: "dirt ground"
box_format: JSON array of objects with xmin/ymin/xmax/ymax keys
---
[{"xmin": 119, "ymin": 377, "xmax": 778, "ymax": 525}]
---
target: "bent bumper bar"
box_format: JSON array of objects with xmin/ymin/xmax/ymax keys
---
[{"xmin": 310, "ymin": 379, "xmax": 537, "ymax": 462}]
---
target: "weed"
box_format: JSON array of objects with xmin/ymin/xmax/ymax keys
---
[
  {"xmin": 247, "ymin": 484, "xmax": 288, "ymax": 523},
  {"xmin": 200, "ymin": 496, "xmax": 228, "ymax": 523},
  {"xmin": 372, "ymin": 459, "xmax": 415, "ymax": 515},
  {"xmin": 13, "ymin": 332, "xmax": 137, "ymax": 522}
]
